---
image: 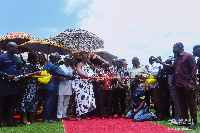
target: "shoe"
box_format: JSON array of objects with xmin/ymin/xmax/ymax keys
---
[
  {"xmin": 189, "ymin": 124, "xmax": 197, "ymax": 130},
  {"xmin": 22, "ymin": 121, "xmax": 31, "ymax": 124},
  {"xmin": 150, "ymin": 112, "xmax": 157, "ymax": 121},
  {"xmin": 122, "ymin": 114, "xmax": 126, "ymax": 118},
  {"xmin": 7, "ymin": 122, "xmax": 17, "ymax": 127},
  {"xmin": 57, "ymin": 118, "xmax": 62, "ymax": 122},
  {"xmin": 173, "ymin": 120, "xmax": 190, "ymax": 126},
  {"xmin": 44, "ymin": 119, "xmax": 56, "ymax": 123},
  {"xmin": 114, "ymin": 114, "xmax": 118, "ymax": 118},
  {"xmin": 173, "ymin": 122, "xmax": 183, "ymax": 126},
  {"xmin": 101, "ymin": 115, "xmax": 106, "ymax": 119},
  {"xmin": 28, "ymin": 118, "xmax": 35, "ymax": 123},
  {"xmin": 168, "ymin": 119, "xmax": 173, "ymax": 122},
  {"xmin": 63, "ymin": 117, "xmax": 71, "ymax": 120},
  {"xmin": 76, "ymin": 115, "xmax": 82, "ymax": 120},
  {"xmin": 28, "ymin": 119, "xmax": 35, "ymax": 123}
]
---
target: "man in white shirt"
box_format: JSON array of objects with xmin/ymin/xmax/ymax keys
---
[
  {"xmin": 57, "ymin": 56, "xmax": 74, "ymax": 121},
  {"xmin": 148, "ymin": 56, "xmax": 162, "ymax": 121},
  {"xmin": 130, "ymin": 57, "xmax": 150, "ymax": 91}
]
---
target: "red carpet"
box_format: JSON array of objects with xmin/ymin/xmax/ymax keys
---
[{"xmin": 63, "ymin": 117, "xmax": 185, "ymax": 133}]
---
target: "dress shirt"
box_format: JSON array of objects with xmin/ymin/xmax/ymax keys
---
[
  {"xmin": 171, "ymin": 52, "xmax": 196, "ymax": 87},
  {"xmin": 130, "ymin": 65, "xmax": 150, "ymax": 91}
]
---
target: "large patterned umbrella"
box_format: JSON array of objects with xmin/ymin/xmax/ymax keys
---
[
  {"xmin": 93, "ymin": 51, "xmax": 118, "ymax": 67},
  {"xmin": 21, "ymin": 38, "xmax": 71, "ymax": 61},
  {"xmin": 52, "ymin": 29, "xmax": 104, "ymax": 57},
  {"xmin": 0, "ymin": 31, "xmax": 36, "ymax": 53}
]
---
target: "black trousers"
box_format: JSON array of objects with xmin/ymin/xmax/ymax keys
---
[
  {"xmin": 151, "ymin": 86, "xmax": 161, "ymax": 117},
  {"xmin": 159, "ymin": 82, "xmax": 170, "ymax": 117},
  {"xmin": 0, "ymin": 95, "xmax": 18, "ymax": 123},
  {"xmin": 93, "ymin": 89, "xmax": 100, "ymax": 115},
  {"xmin": 113, "ymin": 89, "xmax": 126, "ymax": 115},
  {"xmin": 98, "ymin": 90, "xmax": 113, "ymax": 116}
]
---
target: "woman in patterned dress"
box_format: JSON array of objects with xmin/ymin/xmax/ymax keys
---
[
  {"xmin": 75, "ymin": 54, "xmax": 96, "ymax": 120},
  {"xmin": 20, "ymin": 52, "xmax": 41, "ymax": 124}
]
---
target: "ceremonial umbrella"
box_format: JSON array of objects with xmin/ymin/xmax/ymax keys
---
[
  {"xmin": 93, "ymin": 51, "xmax": 118, "ymax": 67},
  {"xmin": 0, "ymin": 31, "xmax": 36, "ymax": 53},
  {"xmin": 21, "ymin": 38, "xmax": 71, "ymax": 61},
  {"xmin": 52, "ymin": 29, "xmax": 104, "ymax": 57}
]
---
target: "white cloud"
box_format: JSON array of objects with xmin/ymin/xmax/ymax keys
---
[
  {"xmin": 63, "ymin": 0, "xmax": 200, "ymax": 68},
  {"xmin": 62, "ymin": 0, "xmax": 92, "ymax": 15}
]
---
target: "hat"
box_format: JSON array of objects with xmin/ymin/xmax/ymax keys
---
[{"xmin": 117, "ymin": 59, "xmax": 124, "ymax": 63}]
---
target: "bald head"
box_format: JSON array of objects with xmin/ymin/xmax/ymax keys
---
[
  {"xmin": 49, "ymin": 53, "xmax": 58, "ymax": 64},
  {"xmin": 132, "ymin": 57, "xmax": 140, "ymax": 67},
  {"xmin": 7, "ymin": 42, "xmax": 18, "ymax": 55}
]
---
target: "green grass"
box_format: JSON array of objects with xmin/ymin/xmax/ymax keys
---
[
  {"xmin": 0, "ymin": 121, "xmax": 65, "ymax": 133},
  {"xmin": 149, "ymin": 109, "xmax": 200, "ymax": 133}
]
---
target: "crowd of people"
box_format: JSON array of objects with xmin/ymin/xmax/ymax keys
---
[{"xmin": 0, "ymin": 42, "xmax": 199, "ymax": 130}]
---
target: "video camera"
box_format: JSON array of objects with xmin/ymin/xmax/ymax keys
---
[{"xmin": 151, "ymin": 56, "xmax": 161, "ymax": 62}]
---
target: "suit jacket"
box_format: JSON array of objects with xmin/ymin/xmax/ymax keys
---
[
  {"xmin": 0, "ymin": 53, "xmax": 21, "ymax": 96},
  {"xmin": 42, "ymin": 62, "xmax": 72, "ymax": 91}
]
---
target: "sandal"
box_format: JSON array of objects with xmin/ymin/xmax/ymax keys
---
[
  {"xmin": 76, "ymin": 115, "xmax": 82, "ymax": 120},
  {"xmin": 86, "ymin": 117, "xmax": 92, "ymax": 120}
]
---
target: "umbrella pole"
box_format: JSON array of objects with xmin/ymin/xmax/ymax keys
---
[
  {"xmin": 47, "ymin": 44, "xmax": 50, "ymax": 62},
  {"xmin": 78, "ymin": 33, "xmax": 79, "ymax": 57}
]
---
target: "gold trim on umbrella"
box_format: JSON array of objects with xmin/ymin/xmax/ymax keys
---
[
  {"xmin": 0, "ymin": 31, "xmax": 36, "ymax": 41},
  {"xmin": 21, "ymin": 38, "xmax": 72, "ymax": 52}
]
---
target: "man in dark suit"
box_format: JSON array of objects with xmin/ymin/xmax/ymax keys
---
[
  {"xmin": 42, "ymin": 53, "xmax": 75, "ymax": 123},
  {"xmin": 0, "ymin": 42, "xmax": 21, "ymax": 127}
]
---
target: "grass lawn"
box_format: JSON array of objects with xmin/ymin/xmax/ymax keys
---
[
  {"xmin": 0, "ymin": 121, "xmax": 64, "ymax": 133},
  {"xmin": 149, "ymin": 109, "xmax": 200, "ymax": 133}
]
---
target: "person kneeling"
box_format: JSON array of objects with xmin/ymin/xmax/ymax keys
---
[{"xmin": 125, "ymin": 78, "xmax": 157, "ymax": 122}]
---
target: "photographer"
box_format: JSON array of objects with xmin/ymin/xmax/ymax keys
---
[{"xmin": 148, "ymin": 56, "xmax": 162, "ymax": 120}]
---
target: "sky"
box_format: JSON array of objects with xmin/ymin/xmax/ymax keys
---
[{"xmin": 1, "ymin": 0, "xmax": 200, "ymax": 68}]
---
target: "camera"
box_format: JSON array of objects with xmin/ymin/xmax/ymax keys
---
[{"xmin": 151, "ymin": 56, "xmax": 161, "ymax": 62}]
